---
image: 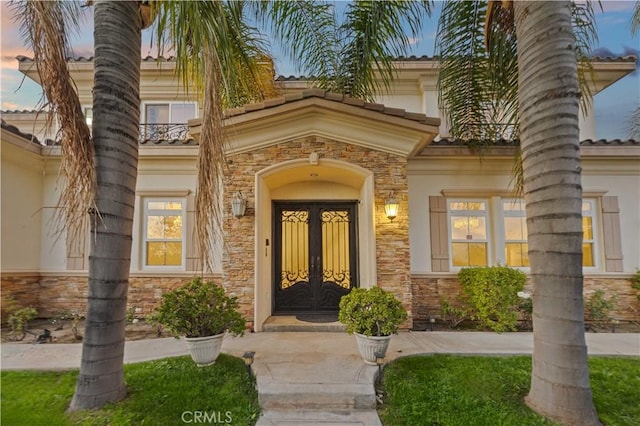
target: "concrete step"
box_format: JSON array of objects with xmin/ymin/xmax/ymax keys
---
[
  {"xmin": 256, "ymin": 409, "xmax": 382, "ymax": 426},
  {"xmin": 258, "ymin": 383, "xmax": 376, "ymax": 410},
  {"xmin": 262, "ymin": 316, "xmax": 346, "ymax": 333}
]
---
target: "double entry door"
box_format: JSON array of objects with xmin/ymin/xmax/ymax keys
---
[{"xmin": 273, "ymin": 201, "xmax": 358, "ymax": 314}]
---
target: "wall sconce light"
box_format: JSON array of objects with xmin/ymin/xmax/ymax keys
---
[
  {"xmin": 242, "ymin": 351, "xmax": 255, "ymax": 378},
  {"xmin": 384, "ymin": 196, "xmax": 399, "ymax": 221},
  {"xmin": 232, "ymin": 191, "xmax": 246, "ymax": 218}
]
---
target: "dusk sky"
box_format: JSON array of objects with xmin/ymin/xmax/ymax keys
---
[{"xmin": 1, "ymin": 1, "xmax": 638, "ymax": 139}]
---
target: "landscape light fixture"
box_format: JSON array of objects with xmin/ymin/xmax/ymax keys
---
[
  {"xmin": 242, "ymin": 351, "xmax": 255, "ymax": 378},
  {"xmin": 374, "ymin": 350, "xmax": 385, "ymax": 384},
  {"xmin": 232, "ymin": 191, "xmax": 247, "ymax": 218}
]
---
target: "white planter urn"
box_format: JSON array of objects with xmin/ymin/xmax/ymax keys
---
[
  {"xmin": 354, "ymin": 333, "xmax": 392, "ymax": 365},
  {"xmin": 184, "ymin": 333, "xmax": 225, "ymax": 367}
]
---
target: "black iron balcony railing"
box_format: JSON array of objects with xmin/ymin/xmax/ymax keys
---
[{"xmin": 139, "ymin": 123, "xmax": 190, "ymax": 142}]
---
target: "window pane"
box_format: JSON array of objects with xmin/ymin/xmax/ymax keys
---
[
  {"xmin": 450, "ymin": 201, "xmax": 485, "ymax": 211},
  {"xmin": 503, "ymin": 199, "xmax": 525, "ymax": 211},
  {"xmin": 452, "ymin": 243, "xmax": 469, "ymax": 266},
  {"xmin": 147, "ymin": 216, "xmax": 165, "ymax": 239},
  {"xmin": 505, "ymin": 216, "xmax": 526, "ymax": 240},
  {"xmin": 146, "ymin": 242, "xmax": 182, "ymax": 266},
  {"xmin": 452, "ymin": 242, "xmax": 487, "ymax": 267},
  {"xmin": 583, "ymin": 216, "xmax": 593, "ymax": 240},
  {"xmin": 146, "ymin": 242, "xmax": 165, "ymax": 265},
  {"xmin": 505, "ymin": 243, "xmax": 529, "ymax": 267},
  {"xmin": 165, "ymin": 201, "xmax": 183, "ymax": 210},
  {"xmin": 145, "ymin": 104, "xmax": 169, "ymax": 124},
  {"xmin": 451, "ymin": 216, "xmax": 486, "ymax": 240},
  {"xmin": 170, "ymin": 103, "xmax": 196, "ymax": 123},
  {"xmin": 468, "ymin": 243, "xmax": 488, "ymax": 266},
  {"xmin": 164, "ymin": 216, "xmax": 183, "ymax": 239},
  {"xmin": 582, "ymin": 202, "xmax": 592, "ymax": 213},
  {"xmin": 468, "ymin": 217, "xmax": 486, "ymax": 239},
  {"xmin": 148, "ymin": 201, "xmax": 183, "ymax": 210},
  {"xmin": 165, "ymin": 242, "xmax": 183, "ymax": 265},
  {"xmin": 451, "ymin": 216, "xmax": 470, "ymax": 240},
  {"xmin": 583, "ymin": 243, "xmax": 594, "ymax": 267}
]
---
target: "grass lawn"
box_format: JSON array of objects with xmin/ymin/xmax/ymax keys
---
[
  {"xmin": 1, "ymin": 354, "xmax": 260, "ymax": 426},
  {"xmin": 378, "ymin": 355, "xmax": 640, "ymax": 426}
]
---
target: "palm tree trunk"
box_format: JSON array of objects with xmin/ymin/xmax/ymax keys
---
[
  {"xmin": 514, "ymin": 2, "xmax": 600, "ymax": 425},
  {"xmin": 69, "ymin": 0, "xmax": 141, "ymax": 411}
]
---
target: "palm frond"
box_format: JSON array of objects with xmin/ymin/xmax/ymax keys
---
[
  {"xmin": 12, "ymin": 0, "xmax": 94, "ymax": 247},
  {"xmin": 255, "ymin": 0, "xmax": 339, "ymax": 88},
  {"xmin": 335, "ymin": 0, "xmax": 431, "ymax": 101},
  {"xmin": 627, "ymin": 106, "xmax": 640, "ymax": 139},
  {"xmin": 572, "ymin": 1, "xmax": 599, "ymax": 116},
  {"xmin": 436, "ymin": 0, "xmax": 495, "ymax": 142},
  {"xmin": 151, "ymin": 0, "xmax": 274, "ymax": 271},
  {"xmin": 631, "ymin": 1, "xmax": 640, "ymax": 36}
]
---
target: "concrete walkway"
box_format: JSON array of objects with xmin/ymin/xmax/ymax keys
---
[{"xmin": 2, "ymin": 332, "xmax": 639, "ymax": 425}]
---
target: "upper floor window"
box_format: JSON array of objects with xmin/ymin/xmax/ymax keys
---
[
  {"xmin": 143, "ymin": 198, "xmax": 186, "ymax": 268},
  {"xmin": 143, "ymin": 102, "xmax": 197, "ymax": 140}
]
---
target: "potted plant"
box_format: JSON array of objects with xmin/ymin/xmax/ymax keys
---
[
  {"xmin": 338, "ymin": 286, "xmax": 407, "ymax": 365},
  {"xmin": 149, "ymin": 277, "xmax": 245, "ymax": 366}
]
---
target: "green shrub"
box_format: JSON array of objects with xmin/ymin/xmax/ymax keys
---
[
  {"xmin": 338, "ymin": 286, "xmax": 407, "ymax": 336},
  {"xmin": 8, "ymin": 307, "xmax": 38, "ymax": 341},
  {"xmin": 585, "ymin": 289, "xmax": 617, "ymax": 329},
  {"xmin": 457, "ymin": 266, "xmax": 527, "ymax": 332},
  {"xmin": 440, "ymin": 298, "xmax": 468, "ymax": 328},
  {"xmin": 632, "ymin": 270, "xmax": 640, "ymax": 302},
  {"xmin": 148, "ymin": 278, "xmax": 246, "ymax": 338}
]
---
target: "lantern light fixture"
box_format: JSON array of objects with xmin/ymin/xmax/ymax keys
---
[
  {"xmin": 232, "ymin": 191, "xmax": 246, "ymax": 218},
  {"xmin": 384, "ymin": 195, "xmax": 399, "ymax": 221}
]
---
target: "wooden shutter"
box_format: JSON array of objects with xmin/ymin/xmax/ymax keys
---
[
  {"xmin": 429, "ymin": 196, "xmax": 449, "ymax": 272},
  {"xmin": 601, "ymin": 196, "xmax": 623, "ymax": 272},
  {"xmin": 66, "ymin": 225, "xmax": 87, "ymax": 270}
]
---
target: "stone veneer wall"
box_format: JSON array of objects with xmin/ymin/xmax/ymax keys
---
[
  {"xmin": 411, "ymin": 274, "xmax": 640, "ymax": 322},
  {"xmin": 223, "ymin": 136, "xmax": 413, "ymax": 327},
  {"xmin": 1, "ymin": 274, "xmax": 221, "ymax": 320}
]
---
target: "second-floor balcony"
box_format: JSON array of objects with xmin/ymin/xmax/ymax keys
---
[{"xmin": 139, "ymin": 123, "xmax": 192, "ymax": 143}]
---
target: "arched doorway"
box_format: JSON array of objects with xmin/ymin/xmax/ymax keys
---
[{"xmin": 254, "ymin": 158, "xmax": 376, "ymax": 330}]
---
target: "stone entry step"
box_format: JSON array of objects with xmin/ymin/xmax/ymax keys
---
[
  {"xmin": 256, "ymin": 409, "xmax": 382, "ymax": 425},
  {"xmin": 262, "ymin": 316, "xmax": 346, "ymax": 332},
  {"xmin": 259, "ymin": 383, "xmax": 376, "ymax": 410}
]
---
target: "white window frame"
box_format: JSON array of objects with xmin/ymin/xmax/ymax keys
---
[
  {"xmin": 447, "ymin": 199, "xmax": 490, "ymax": 269},
  {"xmin": 141, "ymin": 101, "xmax": 198, "ymax": 123},
  {"xmin": 501, "ymin": 198, "xmax": 529, "ymax": 268},
  {"xmin": 444, "ymin": 196, "xmax": 600, "ymax": 271},
  {"xmin": 581, "ymin": 198, "xmax": 598, "ymax": 270},
  {"xmin": 142, "ymin": 197, "xmax": 187, "ymax": 270}
]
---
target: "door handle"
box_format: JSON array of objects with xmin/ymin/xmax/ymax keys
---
[{"xmin": 310, "ymin": 257, "xmax": 315, "ymax": 277}]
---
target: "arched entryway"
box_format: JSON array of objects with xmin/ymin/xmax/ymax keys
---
[{"xmin": 254, "ymin": 158, "xmax": 376, "ymax": 331}]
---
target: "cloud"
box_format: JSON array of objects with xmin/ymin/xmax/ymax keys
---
[{"xmin": 600, "ymin": 1, "xmax": 636, "ymax": 13}]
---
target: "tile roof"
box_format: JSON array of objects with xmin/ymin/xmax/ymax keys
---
[
  {"xmin": 430, "ymin": 137, "xmax": 638, "ymax": 147},
  {"xmin": 223, "ymin": 88, "xmax": 439, "ymax": 126},
  {"xmin": 139, "ymin": 138, "xmax": 197, "ymax": 146},
  {"xmin": 0, "ymin": 119, "xmax": 53, "ymax": 146}
]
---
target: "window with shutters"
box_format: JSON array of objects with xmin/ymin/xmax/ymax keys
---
[{"xmin": 431, "ymin": 196, "xmax": 609, "ymax": 271}]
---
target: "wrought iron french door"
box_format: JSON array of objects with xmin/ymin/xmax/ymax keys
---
[{"xmin": 273, "ymin": 201, "xmax": 358, "ymax": 314}]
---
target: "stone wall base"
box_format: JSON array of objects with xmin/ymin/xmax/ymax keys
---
[
  {"xmin": 3, "ymin": 272, "xmax": 636, "ymax": 330},
  {"xmin": 0, "ymin": 273, "xmax": 253, "ymax": 327},
  {"xmin": 411, "ymin": 274, "xmax": 640, "ymax": 323}
]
